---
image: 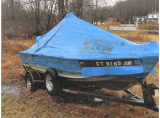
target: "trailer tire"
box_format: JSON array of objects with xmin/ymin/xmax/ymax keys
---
[
  {"xmin": 25, "ymin": 72, "xmax": 39, "ymax": 92},
  {"xmin": 45, "ymin": 69, "xmax": 61, "ymax": 96}
]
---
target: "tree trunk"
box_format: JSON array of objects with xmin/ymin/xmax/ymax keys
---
[
  {"xmin": 11, "ymin": 0, "xmax": 14, "ymax": 20},
  {"xmin": 35, "ymin": 0, "xmax": 41, "ymax": 35},
  {"xmin": 58, "ymin": 0, "xmax": 65, "ymax": 21},
  {"xmin": 75, "ymin": 0, "xmax": 83, "ymax": 18}
]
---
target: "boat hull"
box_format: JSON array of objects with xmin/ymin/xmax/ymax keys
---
[{"xmin": 20, "ymin": 53, "xmax": 158, "ymax": 80}]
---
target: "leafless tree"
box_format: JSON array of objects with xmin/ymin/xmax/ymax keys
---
[
  {"xmin": 1, "ymin": 0, "xmax": 159, "ymax": 39},
  {"xmin": 42, "ymin": 0, "xmax": 58, "ymax": 31}
]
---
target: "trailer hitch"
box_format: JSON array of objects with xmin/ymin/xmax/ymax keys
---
[
  {"xmin": 139, "ymin": 79, "xmax": 159, "ymax": 109},
  {"xmin": 148, "ymin": 84, "xmax": 159, "ymax": 96}
]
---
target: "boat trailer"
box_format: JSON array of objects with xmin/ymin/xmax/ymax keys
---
[{"xmin": 22, "ymin": 64, "xmax": 159, "ymax": 112}]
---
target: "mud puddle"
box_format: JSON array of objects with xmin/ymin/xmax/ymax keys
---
[{"xmin": 1, "ymin": 85, "xmax": 21, "ymax": 95}]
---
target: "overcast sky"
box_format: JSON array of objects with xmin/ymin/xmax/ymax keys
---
[
  {"xmin": 106, "ymin": 0, "xmax": 125, "ymax": 6},
  {"xmin": 20, "ymin": 0, "xmax": 124, "ymax": 6}
]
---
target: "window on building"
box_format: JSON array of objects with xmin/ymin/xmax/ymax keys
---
[
  {"xmin": 152, "ymin": 15, "xmax": 154, "ymax": 18},
  {"xmin": 157, "ymin": 15, "xmax": 159, "ymax": 18}
]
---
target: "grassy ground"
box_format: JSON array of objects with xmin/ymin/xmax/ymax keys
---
[
  {"xmin": 108, "ymin": 29, "xmax": 159, "ymax": 43},
  {"xmin": 2, "ymin": 94, "xmax": 76, "ymax": 118},
  {"xmin": 1, "ymin": 30, "xmax": 159, "ymax": 118}
]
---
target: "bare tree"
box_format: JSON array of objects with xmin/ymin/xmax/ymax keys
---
[
  {"xmin": 42, "ymin": 0, "xmax": 58, "ymax": 31},
  {"xmin": 11, "ymin": 0, "xmax": 14, "ymax": 20},
  {"xmin": 75, "ymin": 0, "xmax": 83, "ymax": 18},
  {"xmin": 58, "ymin": 0, "xmax": 65, "ymax": 21},
  {"xmin": 2, "ymin": 0, "xmax": 159, "ymax": 39},
  {"xmin": 35, "ymin": 0, "xmax": 41, "ymax": 35}
]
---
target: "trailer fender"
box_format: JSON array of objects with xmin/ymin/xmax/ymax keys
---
[{"xmin": 25, "ymin": 70, "xmax": 43, "ymax": 84}]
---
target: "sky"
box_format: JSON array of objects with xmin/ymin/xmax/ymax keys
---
[
  {"xmin": 106, "ymin": 0, "xmax": 125, "ymax": 6},
  {"xmin": 15, "ymin": 0, "xmax": 124, "ymax": 6}
]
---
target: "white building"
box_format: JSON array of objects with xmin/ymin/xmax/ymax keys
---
[
  {"xmin": 133, "ymin": 16, "xmax": 147, "ymax": 24},
  {"xmin": 147, "ymin": 12, "xmax": 159, "ymax": 24},
  {"xmin": 133, "ymin": 12, "xmax": 159, "ymax": 24}
]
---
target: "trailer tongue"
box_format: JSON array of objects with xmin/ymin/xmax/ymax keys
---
[{"xmin": 61, "ymin": 80, "xmax": 159, "ymax": 112}]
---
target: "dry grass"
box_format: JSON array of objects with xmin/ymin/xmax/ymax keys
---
[
  {"xmin": 2, "ymin": 89, "xmax": 158, "ymax": 118},
  {"xmin": 2, "ymin": 94, "xmax": 75, "ymax": 118},
  {"xmin": 109, "ymin": 29, "xmax": 159, "ymax": 43},
  {"xmin": 122, "ymin": 33, "xmax": 150, "ymax": 43},
  {"xmin": 2, "ymin": 38, "xmax": 35, "ymax": 85},
  {"xmin": 138, "ymin": 22, "xmax": 159, "ymax": 29},
  {"xmin": 1, "ymin": 31, "xmax": 159, "ymax": 118}
]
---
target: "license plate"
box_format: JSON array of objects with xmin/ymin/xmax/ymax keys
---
[{"xmin": 79, "ymin": 59, "xmax": 142, "ymax": 67}]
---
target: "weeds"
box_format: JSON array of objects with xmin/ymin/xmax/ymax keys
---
[
  {"xmin": 2, "ymin": 94, "xmax": 75, "ymax": 118},
  {"xmin": 122, "ymin": 33, "xmax": 150, "ymax": 42},
  {"xmin": 2, "ymin": 38, "xmax": 35, "ymax": 85},
  {"xmin": 138, "ymin": 22, "xmax": 159, "ymax": 30},
  {"xmin": 2, "ymin": 92, "xmax": 158, "ymax": 118}
]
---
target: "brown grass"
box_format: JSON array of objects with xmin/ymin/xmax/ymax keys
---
[
  {"xmin": 2, "ymin": 94, "xmax": 75, "ymax": 118},
  {"xmin": 109, "ymin": 29, "xmax": 159, "ymax": 43},
  {"xmin": 2, "ymin": 38, "xmax": 35, "ymax": 85},
  {"xmin": 138, "ymin": 22, "xmax": 159, "ymax": 29},
  {"xmin": 122, "ymin": 34, "xmax": 150, "ymax": 42},
  {"xmin": 1, "ymin": 31, "xmax": 159, "ymax": 118}
]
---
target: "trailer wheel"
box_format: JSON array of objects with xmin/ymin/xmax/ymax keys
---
[
  {"xmin": 25, "ymin": 71, "xmax": 44, "ymax": 92},
  {"xmin": 25, "ymin": 72, "xmax": 38, "ymax": 92},
  {"xmin": 45, "ymin": 69, "xmax": 61, "ymax": 96},
  {"xmin": 26, "ymin": 75, "xmax": 32, "ymax": 88}
]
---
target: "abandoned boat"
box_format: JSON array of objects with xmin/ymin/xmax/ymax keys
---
[{"xmin": 19, "ymin": 12, "xmax": 159, "ymax": 91}]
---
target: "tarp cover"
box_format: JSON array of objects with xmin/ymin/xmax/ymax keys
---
[{"xmin": 19, "ymin": 12, "xmax": 159, "ymax": 60}]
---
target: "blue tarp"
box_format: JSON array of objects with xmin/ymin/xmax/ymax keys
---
[{"xmin": 19, "ymin": 12, "xmax": 159, "ymax": 60}]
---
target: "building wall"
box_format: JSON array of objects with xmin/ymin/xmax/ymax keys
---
[
  {"xmin": 148, "ymin": 13, "xmax": 159, "ymax": 24},
  {"xmin": 148, "ymin": 14, "xmax": 159, "ymax": 18},
  {"xmin": 109, "ymin": 26, "xmax": 137, "ymax": 31},
  {"xmin": 121, "ymin": 24, "xmax": 136, "ymax": 27}
]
